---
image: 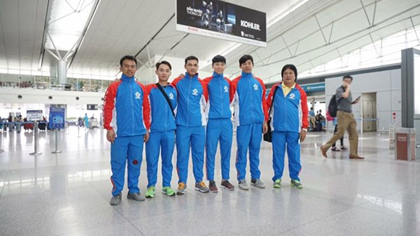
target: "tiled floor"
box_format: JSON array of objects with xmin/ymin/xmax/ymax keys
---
[{"xmin": 0, "ymin": 127, "xmax": 419, "ymax": 236}]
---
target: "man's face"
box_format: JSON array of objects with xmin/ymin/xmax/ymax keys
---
[
  {"xmin": 282, "ymin": 68, "xmax": 295, "ymax": 84},
  {"xmin": 343, "ymin": 78, "xmax": 352, "ymax": 86},
  {"xmin": 120, "ymin": 59, "xmax": 137, "ymax": 77},
  {"xmin": 156, "ymin": 64, "xmax": 171, "ymax": 82},
  {"xmin": 212, "ymin": 62, "xmax": 225, "ymax": 75},
  {"xmin": 240, "ymin": 60, "xmax": 253, "ymax": 73},
  {"xmin": 185, "ymin": 59, "xmax": 198, "ymax": 76}
]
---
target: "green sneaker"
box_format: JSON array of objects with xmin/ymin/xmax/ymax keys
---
[
  {"xmin": 273, "ymin": 179, "xmax": 282, "ymax": 188},
  {"xmin": 162, "ymin": 187, "xmax": 175, "ymax": 196},
  {"xmin": 291, "ymin": 179, "xmax": 303, "ymax": 189},
  {"xmin": 145, "ymin": 186, "xmax": 156, "ymax": 198}
]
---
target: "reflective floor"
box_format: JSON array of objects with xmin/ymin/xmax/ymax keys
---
[{"xmin": 0, "ymin": 127, "xmax": 419, "ymax": 236}]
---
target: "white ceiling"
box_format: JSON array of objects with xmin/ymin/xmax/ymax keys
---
[{"xmin": 0, "ymin": 0, "xmax": 419, "ymax": 81}]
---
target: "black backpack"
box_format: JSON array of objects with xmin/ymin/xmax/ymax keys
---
[{"xmin": 328, "ymin": 94, "xmax": 338, "ymax": 117}]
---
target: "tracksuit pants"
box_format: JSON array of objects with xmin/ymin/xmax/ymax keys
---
[
  {"xmin": 206, "ymin": 119, "xmax": 232, "ymax": 181},
  {"xmin": 110, "ymin": 135, "xmax": 144, "ymax": 196},
  {"xmin": 272, "ymin": 131, "xmax": 301, "ymax": 181},
  {"xmin": 235, "ymin": 123, "xmax": 262, "ymax": 181},
  {"xmin": 146, "ymin": 130, "xmax": 175, "ymax": 188},
  {"xmin": 176, "ymin": 125, "xmax": 205, "ymax": 184}
]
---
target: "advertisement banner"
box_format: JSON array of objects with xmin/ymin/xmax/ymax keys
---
[
  {"xmin": 26, "ymin": 110, "xmax": 43, "ymax": 121},
  {"xmin": 48, "ymin": 107, "xmax": 65, "ymax": 130},
  {"xmin": 176, "ymin": 0, "xmax": 267, "ymax": 47}
]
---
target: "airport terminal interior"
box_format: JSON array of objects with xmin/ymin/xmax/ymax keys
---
[{"xmin": 1, "ymin": 0, "xmax": 420, "ymax": 235}]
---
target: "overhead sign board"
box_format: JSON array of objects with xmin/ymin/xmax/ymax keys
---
[{"xmin": 176, "ymin": 0, "xmax": 267, "ymax": 47}]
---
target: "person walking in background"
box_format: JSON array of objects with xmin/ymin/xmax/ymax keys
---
[
  {"xmin": 84, "ymin": 113, "xmax": 89, "ymax": 129},
  {"xmin": 321, "ymin": 75, "xmax": 363, "ymax": 159},
  {"xmin": 266, "ymin": 64, "xmax": 308, "ymax": 189}
]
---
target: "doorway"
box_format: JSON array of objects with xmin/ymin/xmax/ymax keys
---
[{"xmin": 361, "ymin": 93, "xmax": 377, "ymax": 132}]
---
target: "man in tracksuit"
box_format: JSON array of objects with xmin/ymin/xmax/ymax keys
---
[
  {"xmin": 103, "ymin": 55, "xmax": 150, "ymax": 205},
  {"xmin": 145, "ymin": 61, "xmax": 177, "ymax": 198},
  {"xmin": 266, "ymin": 64, "xmax": 308, "ymax": 189},
  {"xmin": 172, "ymin": 55, "xmax": 209, "ymax": 195},
  {"xmin": 203, "ymin": 55, "xmax": 235, "ymax": 193},
  {"xmin": 230, "ymin": 55, "xmax": 268, "ymax": 190}
]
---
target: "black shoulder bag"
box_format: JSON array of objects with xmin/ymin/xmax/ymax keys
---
[
  {"xmin": 263, "ymin": 87, "xmax": 279, "ymax": 142},
  {"xmin": 156, "ymin": 83, "xmax": 175, "ymax": 117}
]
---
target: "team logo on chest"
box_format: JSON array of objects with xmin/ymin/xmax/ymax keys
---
[
  {"xmin": 169, "ymin": 93, "xmax": 174, "ymax": 100},
  {"xmin": 253, "ymin": 84, "xmax": 259, "ymax": 90},
  {"xmin": 289, "ymin": 93, "xmax": 295, "ymax": 100},
  {"xmin": 192, "ymin": 88, "xmax": 198, "ymax": 96},
  {"xmin": 135, "ymin": 91, "xmax": 141, "ymax": 99},
  {"xmin": 224, "ymin": 85, "xmax": 229, "ymax": 93}
]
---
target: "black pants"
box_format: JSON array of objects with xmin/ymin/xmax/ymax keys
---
[{"xmin": 332, "ymin": 125, "xmax": 344, "ymax": 147}]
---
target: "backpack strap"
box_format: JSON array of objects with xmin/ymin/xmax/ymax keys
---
[{"xmin": 156, "ymin": 83, "xmax": 175, "ymax": 117}]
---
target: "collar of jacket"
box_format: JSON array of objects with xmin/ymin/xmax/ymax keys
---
[
  {"xmin": 212, "ymin": 71, "xmax": 223, "ymax": 79},
  {"xmin": 185, "ymin": 73, "xmax": 198, "ymax": 80},
  {"xmin": 241, "ymin": 71, "xmax": 253, "ymax": 78},
  {"xmin": 121, "ymin": 74, "xmax": 135, "ymax": 82}
]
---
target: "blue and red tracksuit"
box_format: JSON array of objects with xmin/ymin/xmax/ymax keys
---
[
  {"xmin": 203, "ymin": 72, "xmax": 233, "ymax": 182},
  {"xmin": 230, "ymin": 72, "xmax": 268, "ymax": 181},
  {"xmin": 172, "ymin": 73, "xmax": 208, "ymax": 184},
  {"xmin": 145, "ymin": 83, "xmax": 177, "ymax": 188},
  {"xmin": 103, "ymin": 74, "xmax": 150, "ymax": 196},
  {"xmin": 266, "ymin": 82, "xmax": 308, "ymax": 181}
]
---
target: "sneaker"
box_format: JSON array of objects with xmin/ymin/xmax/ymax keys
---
[
  {"xmin": 145, "ymin": 186, "xmax": 155, "ymax": 198},
  {"xmin": 291, "ymin": 179, "xmax": 303, "ymax": 189},
  {"xmin": 127, "ymin": 192, "xmax": 145, "ymax": 201},
  {"xmin": 238, "ymin": 180, "xmax": 249, "ymax": 190},
  {"xmin": 221, "ymin": 180, "xmax": 234, "ymax": 191},
  {"xmin": 162, "ymin": 187, "xmax": 176, "ymax": 196},
  {"xmin": 110, "ymin": 193, "xmax": 121, "ymax": 205},
  {"xmin": 195, "ymin": 181, "xmax": 210, "ymax": 193},
  {"xmin": 177, "ymin": 182, "xmax": 187, "ymax": 195},
  {"xmin": 273, "ymin": 179, "xmax": 282, "ymax": 188},
  {"xmin": 209, "ymin": 180, "xmax": 218, "ymax": 193},
  {"xmin": 251, "ymin": 179, "xmax": 265, "ymax": 189},
  {"xmin": 340, "ymin": 146, "xmax": 348, "ymax": 150},
  {"xmin": 331, "ymin": 147, "xmax": 341, "ymax": 152}
]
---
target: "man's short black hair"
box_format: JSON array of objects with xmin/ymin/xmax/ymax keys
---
[
  {"xmin": 281, "ymin": 64, "xmax": 298, "ymax": 81},
  {"xmin": 185, "ymin": 55, "xmax": 199, "ymax": 65},
  {"xmin": 119, "ymin": 55, "xmax": 137, "ymax": 67},
  {"xmin": 212, "ymin": 55, "xmax": 226, "ymax": 65},
  {"xmin": 343, "ymin": 75, "xmax": 353, "ymax": 81},
  {"xmin": 156, "ymin": 61, "xmax": 172, "ymax": 70},
  {"xmin": 239, "ymin": 54, "xmax": 254, "ymax": 66}
]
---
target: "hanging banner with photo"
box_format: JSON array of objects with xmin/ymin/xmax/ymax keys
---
[{"xmin": 176, "ymin": 0, "xmax": 267, "ymax": 47}]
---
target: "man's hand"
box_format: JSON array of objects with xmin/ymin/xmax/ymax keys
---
[
  {"xmin": 300, "ymin": 129, "xmax": 307, "ymax": 142},
  {"xmin": 107, "ymin": 129, "xmax": 116, "ymax": 143},
  {"xmin": 263, "ymin": 122, "xmax": 268, "ymax": 134},
  {"xmin": 144, "ymin": 131, "xmax": 150, "ymax": 142}
]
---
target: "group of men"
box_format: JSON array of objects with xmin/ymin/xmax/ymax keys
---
[{"xmin": 102, "ymin": 54, "xmax": 322, "ymax": 206}]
